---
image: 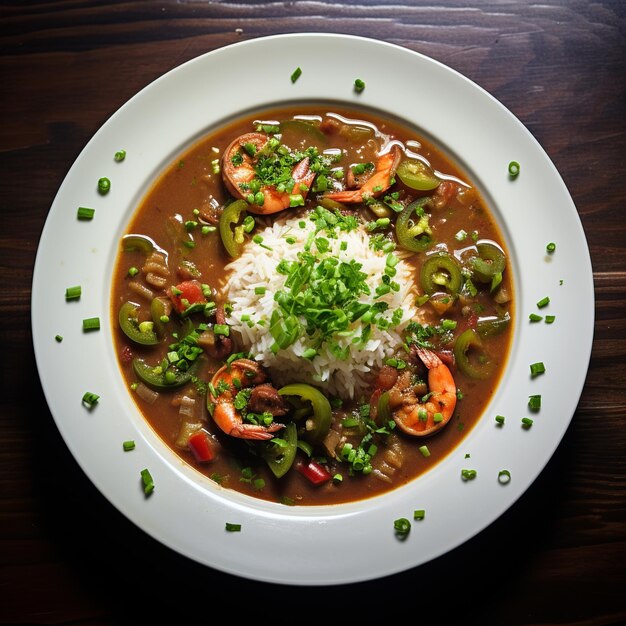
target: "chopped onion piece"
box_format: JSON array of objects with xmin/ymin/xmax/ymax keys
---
[
  {"xmin": 135, "ymin": 382, "xmax": 159, "ymax": 404},
  {"xmin": 179, "ymin": 395, "xmax": 196, "ymax": 418}
]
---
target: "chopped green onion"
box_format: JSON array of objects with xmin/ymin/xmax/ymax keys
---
[
  {"xmin": 213, "ymin": 324, "xmax": 229, "ymax": 337},
  {"xmin": 354, "ymin": 78, "xmax": 365, "ymax": 92},
  {"xmin": 82, "ymin": 317, "xmax": 100, "ymax": 332},
  {"xmin": 114, "ymin": 150, "xmax": 126, "ymax": 162},
  {"xmin": 545, "ymin": 315, "xmax": 556, "ymax": 324},
  {"xmin": 530, "ymin": 362, "xmax": 545, "ymax": 377},
  {"xmin": 140, "ymin": 468, "xmax": 154, "ymax": 495},
  {"xmin": 82, "ymin": 391, "xmax": 99, "ymax": 407},
  {"xmin": 201, "ymin": 225, "xmax": 216, "ymax": 235},
  {"xmin": 290, "ymin": 67, "xmax": 302, "ymax": 83},
  {"xmin": 97, "ymin": 177, "xmax": 111, "ymax": 194},
  {"xmin": 461, "ymin": 469, "xmax": 477, "ymax": 481},
  {"xmin": 65, "ymin": 285, "xmax": 81, "ymax": 300},
  {"xmin": 254, "ymin": 286, "xmax": 267, "ymax": 295},
  {"xmin": 418, "ymin": 445, "xmax": 430, "ymax": 457},
  {"xmin": 528, "ymin": 394, "xmax": 541, "ymax": 411},
  {"xmin": 225, "ymin": 522, "xmax": 241, "ymax": 532},
  {"xmin": 521, "ymin": 417, "xmax": 534, "ymax": 428},
  {"xmin": 242, "ymin": 215, "xmax": 255, "ymax": 233},
  {"xmin": 128, "ymin": 266, "xmax": 139, "ymax": 277},
  {"xmin": 123, "ymin": 440, "xmax": 135, "ymax": 451},
  {"xmin": 333, "ymin": 473, "xmax": 343, "ymax": 482},
  {"xmin": 77, "ymin": 206, "xmax": 95, "ymax": 220},
  {"xmin": 413, "ymin": 509, "xmax": 425, "ymax": 520},
  {"xmin": 529, "ymin": 313, "xmax": 543, "ymax": 322},
  {"xmin": 455, "ymin": 229, "xmax": 467, "ymax": 241},
  {"xmin": 495, "ymin": 414, "xmax": 505, "ymax": 426},
  {"xmin": 508, "ymin": 161, "xmax": 520, "ymax": 178},
  {"xmin": 302, "ymin": 348, "xmax": 317, "ymax": 360},
  {"xmin": 55, "ymin": 334, "xmax": 63, "ymax": 342},
  {"xmin": 498, "ymin": 469, "xmax": 511, "ymax": 484},
  {"xmin": 394, "ymin": 517, "xmax": 411, "ymax": 536},
  {"xmin": 537, "ymin": 296, "xmax": 550, "ymax": 308},
  {"xmin": 546, "ymin": 242, "xmax": 556, "ymax": 254}
]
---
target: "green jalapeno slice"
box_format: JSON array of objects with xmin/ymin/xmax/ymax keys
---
[
  {"xmin": 119, "ymin": 301, "xmax": 159, "ymax": 345},
  {"xmin": 278, "ymin": 383, "xmax": 331, "ymax": 444},
  {"xmin": 453, "ymin": 328, "xmax": 494, "ymax": 379},
  {"xmin": 218, "ymin": 199, "xmax": 248, "ymax": 258},
  {"xmin": 262, "ymin": 422, "xmax": 297, "ymax": 479},
  {"xmin": 122, "ymin": 234, "xmax": 155, "ymax": 254},
  {"xmin": 470, "ymin": 241, "xmax": 506, "ymax": 283},
  {"xmin": 396, "ymin": 198, "xmax": 432, "ymax": 253},
  {"xmin": 396, "ymin": 159, "xmax": 441, "ymax": 191},
  {"xmin": 280, "ymin": 120, "xmax": 328, "ymax": 146},
  {"xmin": 132, "ymin": 357, "xmax": 198, "ymax": 390},
  {"xmin": 477, "ymin": 312, "xmax": 511, "ymax": 338},
  {"xmin": 420, "ymin": 252, "xmax": 462, "ymax": 295}
]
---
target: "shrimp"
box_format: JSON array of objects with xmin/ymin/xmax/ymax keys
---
[
  {"xmin": 324, "ymin": 145, "xmax": 401, "ymax": 203},
  {"xmin": 389, "ymin": 347, "xmax": 457, "ymax": 437},
  {"xmin": 221, "ymin": 132, "xmax": 315, "ymax": 215},
  {"xmin": 210, "ymin": 358, "xmax": 285, "ymax": 440}
]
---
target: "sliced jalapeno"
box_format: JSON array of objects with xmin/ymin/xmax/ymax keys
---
[
  {"xmin": 122, "ymin": 234, "xmax": 156, "ymax": 254},
  {"xmin": 396, "ymin": 198, "xmax": 432, "ymax": 253},
  {"xmin": 453, "ymin": 329, "xmax": 494, "ymax": 379},
  {"xmin": 218, "ymin": 199, "xmax": 248, "ymax": 258},
  {"xmin": 278, "ymin": 383, "xmax": 331, "ymax": 444},
  {"xmin": 477, "ymin": 312, "xmax": 511, "ymax": 338},
  {"xmin": 262, "ymin": 422, "xmax": 297, "ymax": 479},
  {"xmin": 280, "ymin": 120, "xmax": 328, "ymax": 146},
  {"xmin": 470, "ymin": 241, "xmax": 506, "ymax": 283},
  {"xmin": 119, "ymin": 301, "xmax": 159, "ymax": 345},
  {"xmin": 396, "ymin": 159, "xmax": 441, "ymax": 191},
  {"xmin": 132, "ymin": 357, "xmax": 198, "ymax": 390},
  {"xmin": 420, "ymin": 252, "xmax": 462, "ymax": 295}
]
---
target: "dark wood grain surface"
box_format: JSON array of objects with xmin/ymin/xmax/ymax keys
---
[{"xmin": 1, "ymin": 1, "xmax": 625, "ymax": 624}]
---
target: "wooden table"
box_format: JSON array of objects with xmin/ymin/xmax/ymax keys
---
[{"xmin": 2, "ymin": 2, "xmax": 625, "ymax": 623}]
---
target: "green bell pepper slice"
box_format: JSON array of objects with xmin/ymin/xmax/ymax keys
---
[
  {"xmin": 395, "ymin": 197, "xmax": 433, "ymax": 253},
  {"xmin": 262, "ymin": 422, "xmax": 298, "ymax": 479},
  {"xmin": 278, "ymin": 383, "xmax": 332, "ymax": 444},
  {"xmin": 420, "ymin": 252, "xmax": 462, "ymax": 295},
  {"xmin": 121, "ymin": 234, "xmax": 155, "ymax": 254},
  {"xmin": 453, "ymin": 329, "xmax": 494, "ymax": 379},
  {"xmin": 396, "ymin": 159, "xmax": 441, "ymax": 191},
  {"xmin": 477, "ymin": 312, "xmax": 511, "ymax": 338},
  {"xmin": 218, "ymin": 199, "xmax": 248, "ymax": 258},
  {"xmin": 471, "ymin": 242, "xmax": 506, "ymax": 283},
  {"xmin": 132, "ymin": 357, "xmax": 198, "ymax": 390},
  {"xmin": 119, "ymin": 301, "xmax": 159, "ymax": 345}
]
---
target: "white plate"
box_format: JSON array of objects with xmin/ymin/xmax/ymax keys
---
[{"xmin": 32, "ymin": 33, "xmax": 593, "ymax": 585}]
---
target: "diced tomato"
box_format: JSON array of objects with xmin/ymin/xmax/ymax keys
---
[
  {"xmin": 296, "ymin": 460, "xmax": 332, "ymax": 486},
  {"xmin": 187, "ymin": 430, "xmax": 214, "ymax": 463},
  {"xmin": 169, "ymin": 280, "xmax": 206, "ymax": 314}
]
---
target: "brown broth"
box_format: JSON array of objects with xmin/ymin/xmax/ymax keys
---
[{"xmin": 111, "ymin": 105, "xmax": 514, "ymax": 505}]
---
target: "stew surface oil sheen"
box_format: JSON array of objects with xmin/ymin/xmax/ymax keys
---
[{"xmin": 112, "ymin": 106, "xmax": 514, "ymax": 506}]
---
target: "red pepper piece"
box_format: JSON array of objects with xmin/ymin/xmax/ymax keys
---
[
  {"xmin": 187, "ymin": 430, "xmax": 214, "ymax": 463},
  {"xmin": 169, "ymin": 280, "xmax": 206, "ymax": 314},
  {"xmin": 296, "ymin": 460, "xmax": 332, "ymax": 485}
]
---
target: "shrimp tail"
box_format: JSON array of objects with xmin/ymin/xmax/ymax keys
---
[{"xmin": 230, "ymin": 421, "xmax": 284, "ymax": 440}]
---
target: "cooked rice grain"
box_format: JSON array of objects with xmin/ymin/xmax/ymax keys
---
[{"xmin": 224, "ymin": 216, "xmax": 417, "ymax": 399}]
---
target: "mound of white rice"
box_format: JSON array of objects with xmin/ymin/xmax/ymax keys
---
[{"xmin": 223, "ymin": 215, "xmax": 418, "ymax": 399}]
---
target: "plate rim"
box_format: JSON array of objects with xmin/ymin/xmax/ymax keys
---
[{"xmin": 31, "ymin": 32, "xmax": 594, "ymax": 585}]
